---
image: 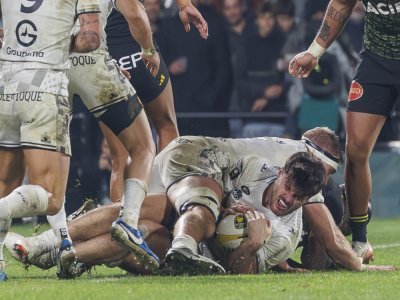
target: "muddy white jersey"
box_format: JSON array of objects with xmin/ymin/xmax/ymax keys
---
[
  {"xmin": 0, "ymin": 0, "xmax": 100, "ymax": 69},
  {"xmin": 223, "ymin": 154, "xmax": 302, "ymax": 270}
]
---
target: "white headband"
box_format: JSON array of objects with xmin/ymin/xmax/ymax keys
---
[{"xmin": 301, "ymin": 137, "xmax": 340, "ymax": 170}]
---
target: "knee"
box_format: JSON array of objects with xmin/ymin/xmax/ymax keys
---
[
  {"xmin": 346, "ymin": 140, "xmax": 370, "ymax": 163},
  {"xmin": 46, "ymin": 194, "xmax": 64, "ymax": 215},
  {"xmin": 185, "ymin": 205, "xmax": 216, "ymax": 238}
]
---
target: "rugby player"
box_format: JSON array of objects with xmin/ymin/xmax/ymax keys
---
[
  {"xmin": 288, "ymin": 0, "xmax": 400, "ymax": 260},
  {"xmin": 102, "ymin": 0, "xmax": 209, "ymax": 202},
  {"xmin": 68, "ymin": 0, "xmax": 208, "ymax": 271},
  {"xmin": 0, "ymin": 0, "xmax": 101, "ymax": 280}
]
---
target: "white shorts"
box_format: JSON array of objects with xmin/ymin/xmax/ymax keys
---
[
  {"xmin": 149, "ymin": 136, "xmax": 226, "ymax": 194},
  {"xmin": 68, "ymin": 52, "xmax": 136, "ymax": 117},
  {"xmin": 0, "ymin": 92, "xmax": 71, "ymax": 155}
]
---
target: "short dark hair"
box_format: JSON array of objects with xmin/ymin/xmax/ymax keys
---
[
  {"xmin": 256, "ymin": 0, "xmax": 275, "ymax": 16},
  {"xmin": 282, "ymin": 152, "xmax": 325, "ymax": 199},
  {"xmin": 275, "ymin": 0, "xmax": 295, "ymax": 17}
]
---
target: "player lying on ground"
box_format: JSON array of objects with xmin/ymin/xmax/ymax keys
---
[
  {"xmin": 9, "ymin": 129, "xmax": 389, "ymax": 274},
  {"xmin": 6, "ymin": 151, "xmax": 325, "ymax": 275}
]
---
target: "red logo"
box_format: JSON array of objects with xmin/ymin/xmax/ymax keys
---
[{"xmin": 348, "ymin": 81, "xmax": 364, "ymax": 101}]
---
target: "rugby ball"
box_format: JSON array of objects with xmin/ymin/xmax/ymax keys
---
[{"xmin": 216, "ymin": 214, "xmax": 248, "ymax": 252}]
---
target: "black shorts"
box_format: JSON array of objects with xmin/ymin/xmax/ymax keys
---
[
  {"xmin": 107, "ymin": 40, "xmax": 170, "ymax": 104},
  {"xmin": 346, "ymin": 49, "xmax": 400, "ymax": 116}
]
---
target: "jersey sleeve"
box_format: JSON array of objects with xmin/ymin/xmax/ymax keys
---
[
  {"xmin": 306, "ymin": 191, "xmax": 324, "ymax": 204},
  {"xmin": 257, "ymin": 233, "xmax": 297, "ymax": 271},
  {"xmin": 77, "ymin": 0, "xmax": 101, "ymax": 15}
]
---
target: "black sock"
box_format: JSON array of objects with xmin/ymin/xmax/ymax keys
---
[{"xmin": 349, "ymin": 214, "xmax": 369, "ymax": 243}]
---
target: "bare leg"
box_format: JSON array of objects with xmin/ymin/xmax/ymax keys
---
[
  {"xmin": 345, "ymin": 112, "xmax": 385, "ymax": 243},
  {"xmin": 144, "ymin": 80, "xmax": 179, "ymax": 151}
]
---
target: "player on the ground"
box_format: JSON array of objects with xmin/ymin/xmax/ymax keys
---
[
  {"xmin": 288, "ymin": 0, "xmax": 400, "ymax": 260},
  {"xmin": 6, "ymin": 151, "xmax": 325, "ymax": 275},
  {"xmin": 0, "ymin": 0, "xmax": 101, "ymax": 281}
]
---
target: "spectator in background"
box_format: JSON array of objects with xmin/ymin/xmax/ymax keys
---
[
  {"xmin": 236, "ymin": 1, "xmax": 287, "ymax": 137},
  {"xmin": 157, "ymin": 0, "xmax": 232, "ymax": 137},
  {"xmin": 144, "ymin": 0, "xmax": 164, "ymax": 36},
  {"xmin": 221, "ymin": 0, "xmax": 252, "ymax": 137}
]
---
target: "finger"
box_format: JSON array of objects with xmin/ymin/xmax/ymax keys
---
[
  {"xmin": 184, "ymin": 22, "xmax": 190, "ymax": 33},
  {"xmin": 245, "ymin": 210, "xmax": 255, "ymax": 221}
]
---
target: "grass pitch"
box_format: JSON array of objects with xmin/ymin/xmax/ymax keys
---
[{"xmin": 1, "ymin": 218, "xmax": 399, "ymax": 300}]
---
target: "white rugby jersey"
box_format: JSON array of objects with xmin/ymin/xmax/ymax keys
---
[
  {"xmin": 223, "ymin": 154, "xmax": 303, "ymax": 270},
  {"xmin": 0, "ymin": 0, "xmax": 100, "ymax": 69}
]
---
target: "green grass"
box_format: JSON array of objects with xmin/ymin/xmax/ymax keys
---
[{"xmin": 1, "ymin": 219, "xmax": 399, "ymax": 300}]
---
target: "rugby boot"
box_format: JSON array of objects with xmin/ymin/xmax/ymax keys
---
[
  {"xmin": 66, "ymin": 199, "xmax": 98, "ymax": 222},
  {"xmin": 164, "ymin": 247, "xmax": 226, "ymax": 276},
  {"xmin": 56, "ymin": 239, "xmax": 77, "ymax": 279},
  {"xmin": 352, "ymin": 241, "xmax": 374, "ymax": 264},
  {"xmin": 110, "ymin": 218, "xmax": 160, "ymax": 271},
  {"xmin": 6, "ymin": 231, "xmax": 57, "ymax": 268}
]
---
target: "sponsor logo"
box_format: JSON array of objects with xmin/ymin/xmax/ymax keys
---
[
  {"xmin": 118, "ymin": 52, "xmax": 142, "ymax": 70},
  {"xmin": 16, "ymin": 20, "xmax": 38, "ymax": 47},
  {"xmin": 6, "ymin": 47, "xmax": 43, "ymax": 58},
  {"xmin": 159, "ymin": 74, "xmax": 165, "ymax": 86},
  {"xmin": 241, "ymin": 185, "xmax": 250, "ymax": 195},
  {"xmin": 229, "ymin": 159, "xmax": 243, "ymax": 180},
  {"xmin": 348, "ymin": 81, "xmax": 363, "ymax": 101},
  {"xmin": 234, "ymin": 214, "xmax": 247, "ymax": 229},
  {"xmin": 365, "ymin": 2, "xmax": 400, "ymax": 15},
  {"xmin": 0, "ymin": 92, "xmax": 43, "ymax": 102},
  {"xmin": 69, "ymin": 55, "xmax": 96, "ymax": 66},
  {"xmin": 232, "ymin": 189, "xmax": 242, "ymax": 200}
]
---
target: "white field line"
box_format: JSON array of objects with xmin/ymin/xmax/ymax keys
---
[{"xmin": 374, "ymin": 243, "xmax": 400, "ymax": 249}]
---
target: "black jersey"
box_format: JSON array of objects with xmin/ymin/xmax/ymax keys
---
[
  {"xmin": 105, "ymin": 9, "xmax": 133, "ymax": 46},
  {"xmin": 362, "ymin": 0, "xmax": 400, "ymax": 60}
]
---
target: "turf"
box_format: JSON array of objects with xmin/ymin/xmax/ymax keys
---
[{"xmin": 1, "ymin": 218, "xmax": 399, "ymax": 300}]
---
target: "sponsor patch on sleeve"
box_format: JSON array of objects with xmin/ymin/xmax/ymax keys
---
[{"xmin": 348, "ymin": 80, "xmax": 364, "ymax": 101}]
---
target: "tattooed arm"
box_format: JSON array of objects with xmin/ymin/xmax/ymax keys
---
[
  {"xmin": 70, "ymin": 13, "xmax": 101, "ymax": 53},
  {"xmin": 288, "ymin": 0, "xmax": 357, "ymax": 78},
  {"xmin": 316, "ymin": 0, "xmax": 357, "ymax": 48}
]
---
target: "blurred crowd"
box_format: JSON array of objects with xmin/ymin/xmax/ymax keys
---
[{"xmin": 1, "ymin": 0, "xmax": 399, "ymax": 210}]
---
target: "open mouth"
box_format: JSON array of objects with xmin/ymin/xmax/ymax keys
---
[{"xmin": 278, "ymin": 197, "xmax": 288, "ymax": 210}]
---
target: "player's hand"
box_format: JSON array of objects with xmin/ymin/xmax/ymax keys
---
[
  {"xmin": 274, "ymin": 261, "xmax": 309, "ymax": 273},
  {"xmin": 222, "ymin": 203, "xmax": 254, "ymax": 218},
  {"xmin": 179, "ymin": 4, "xmax": 208, "ymax": 39},
  {"xmin": 141, "ymin": 51, "xmax": 160, "ymax": 77},
  {"xmin": 288, "ymin": 51, "xmax": 318, "ymax": 78},
  {"xmin": 362, "ymin": 264, "xmax": 397, "ymax": 271},
  {"xmin": 119, "ymin": 67, "xmax": 131, "ymax": 80},
  {"xmin": 245, "ymin": 210, "xmax": 272, "ymax": 251}
]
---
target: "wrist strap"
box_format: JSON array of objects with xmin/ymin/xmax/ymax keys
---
[{"xmin": 307, "ymin": 40, "xmax": 326, "ymax": 59}]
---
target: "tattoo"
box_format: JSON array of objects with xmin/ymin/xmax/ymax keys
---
[
  {"xmin": 326, "ymin": 6, "xmax": 351, "ymax": 24},
  {"xmin": 319, "ymin": 20, "xmax": 331, "ymax": 42}
]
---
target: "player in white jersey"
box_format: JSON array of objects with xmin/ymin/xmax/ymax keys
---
[
  {"xmin": 0, "ymin": 0, "xmax": 101, "ymax": 281},
  {"xmin": 67, "ymin": 0, "xmax": 208, "ymax": 271},
  {"xmin": 67, "ymin": 0, "xmax": 162, "ymax": 270}
]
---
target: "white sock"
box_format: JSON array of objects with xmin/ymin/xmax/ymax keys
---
[
  {"xmin": 121, "ymin": 178, "xmax": 147, "ymax": 228},
  {"xmin": 0, "ymin": 185, "xmax": 49, "ymax": 221},
  {"xmin": 0, "ymin": 219, "xmax": 12, "ymax": 262},
  {"xmin": 47, "ymin": 202, "xmax": 71, "ymax": 244},
  {"xmin": 172, "ymin": 234, "xmax": 198, "ymax": 254}
]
